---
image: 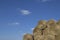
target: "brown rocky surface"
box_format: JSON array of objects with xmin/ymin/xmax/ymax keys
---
[{"xmin": 23, "ymin": 20, "xmax": 60, "ymax": 40}]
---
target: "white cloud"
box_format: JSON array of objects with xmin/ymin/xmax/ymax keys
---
[
  {"xmin": 20, "ymin": 10, "xmax": 31, "ymax": 15},
  {"xmin": 31, "ymin": 28, "xmax": 34, "ymax": 31},
  {"xmin": 23, "ymin": 33, "xmax": 27, "ymax": 35},
  {"xmin": 8, "ymin": 22, "xmax": 20, "ymax": 25},
  {"xmin": 37, "ymin": 0, "xmax": 51, "ymax": 2},
  {"xmin": 12, "ymin": 22, "xmax": 20, "ymax": 25},
  {"xmin": 42, "ymin": 0, "xmax": 51, "ymax": 2}
]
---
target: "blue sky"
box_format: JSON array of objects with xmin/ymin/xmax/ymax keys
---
[{"xmin": 0, "ymin": 0, "xmax": 60, "ymax": 40}]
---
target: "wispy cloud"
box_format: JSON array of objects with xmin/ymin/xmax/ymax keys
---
[
  {"xmin": 23, "ymin": 33, "xmax": 27, "ymax": 35},
  {"xmin": 31, "ymin": 28, "xmax": 34, "ymax": 31},
  {"xmin": 37, "ymin": 0, "xmax": 51, "ymax": 2},
  {"xmin": 20, "ymin": 10, "xmax": 31, "ymax": 15},
  {"xmin": 8, "ymin": 22, "xmax": 20, "ymax": 25},
  {"xmin": 42, "ymin": 0, "xmax": 51, "ymax": 2}
]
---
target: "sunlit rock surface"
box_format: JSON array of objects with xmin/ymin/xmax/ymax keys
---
[{"xmin": 23, "ymin": 20, "xmax": 60, "ymax": 40}]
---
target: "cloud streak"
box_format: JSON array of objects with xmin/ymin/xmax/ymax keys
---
[
  {"xmin": 8, "ymin": 22, "xmax": 20, "ymax": 25},
  {"xmin": 37, "ymin": 0, "xmax": 51, "ymax": 2},
  {"xmin": 42, "ymin": 0, "xmax": 51, "ymax": 2},
  {"xmin": 20, "ymin": 10, "xmax": 31, "ymax": 15}
]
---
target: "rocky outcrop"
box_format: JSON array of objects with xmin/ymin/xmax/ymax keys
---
[
  {"xmin": 23, "ymin": 34, "xmax": 33, "ymax": 40},
  {"xmin": 23, "ymin": 19, "xmax": 60, "ymax": 40}
]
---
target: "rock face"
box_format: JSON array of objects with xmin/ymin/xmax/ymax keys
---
[
  {"xmin": 23, "ymin": 20, "xmax": 60, "ymax": 40},
  {"xmin": 23, "ymin": 34, "xmax": 33, "ymax": 40}
]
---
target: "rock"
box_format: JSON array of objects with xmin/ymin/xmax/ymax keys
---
[
  {"xmin": 23, "ymin": 19, "xmax": 60, "ymax": 40},
  {"xmin": 23, "ymin": 34, "xmax": 33, "ymax": 40},
  {"xmin": 33, "ymin": 20, "xmax": 47, "ymax": 40}
]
